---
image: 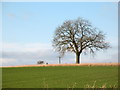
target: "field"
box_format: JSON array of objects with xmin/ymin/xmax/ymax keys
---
[{"xmin": 2, "ymin": 65, "xmax": 118, "ymax": 88}]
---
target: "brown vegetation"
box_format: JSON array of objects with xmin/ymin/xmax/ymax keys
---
[{"xmin": 2, "ymin": 63, "xmax": 120, "ymax": 68}]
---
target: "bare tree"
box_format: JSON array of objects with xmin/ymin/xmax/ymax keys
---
[{"xmin": 52, "ymin": 18, "xmax": 110, "ymax": 64}]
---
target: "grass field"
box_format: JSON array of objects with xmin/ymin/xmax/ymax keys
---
[{"xmin": 2, "ymin": 66, "xmax": 118, "ymax": 88}]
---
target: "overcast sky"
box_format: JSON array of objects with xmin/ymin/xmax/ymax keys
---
[{"xmin": 1, "ymin": 2, "xmax": 118, "ymax": 66}]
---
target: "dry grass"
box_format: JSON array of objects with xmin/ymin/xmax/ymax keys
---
[
  {"xmin": 84, "ymin": 81, "xmax": 118, "ymax": 88},
  {"xmin": 2, "ymin": 63, "xmax": 120, "ymax": 68}
]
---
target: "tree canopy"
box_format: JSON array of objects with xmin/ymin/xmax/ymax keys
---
[{"xmin": 52, "ymin": 18, "xmax": 110, "ymax": 64}]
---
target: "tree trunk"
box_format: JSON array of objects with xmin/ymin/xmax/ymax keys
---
[{"xmin": 76, "ymin": 53, "xmax": 80, "ymax": 64}]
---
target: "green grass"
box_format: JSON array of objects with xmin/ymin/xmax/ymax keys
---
[{"xmin": 2, "ymin": 66, "xmax": 118, "ymax": 88}]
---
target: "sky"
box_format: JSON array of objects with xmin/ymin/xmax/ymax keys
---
[{"xmin": 1, "ymin": 2, "xmax": 118, "ymax": 66}]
